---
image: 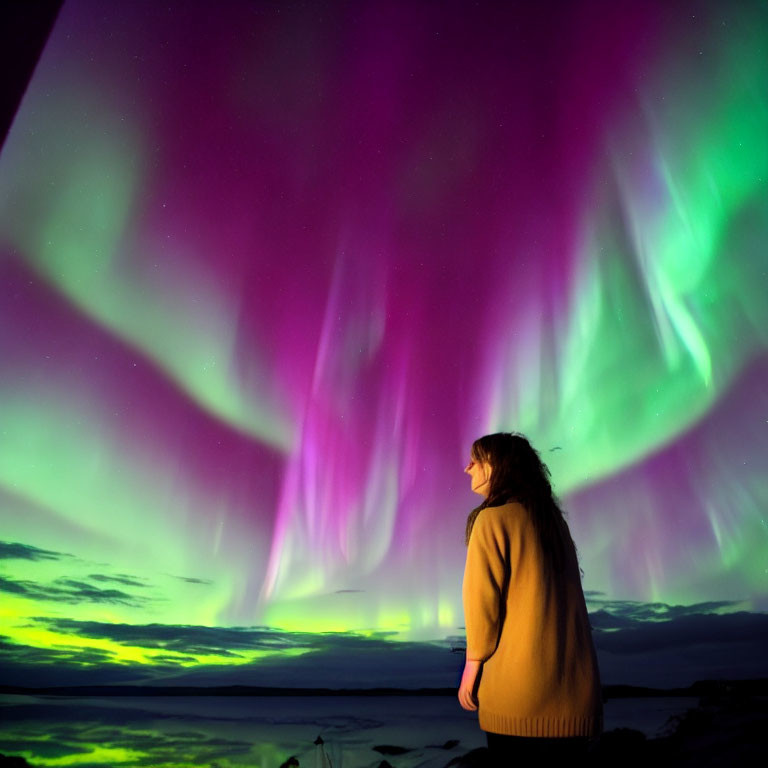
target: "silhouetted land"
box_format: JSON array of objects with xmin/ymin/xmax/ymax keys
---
[{"xmin": 2, "ymin": 678, "xmax": 766, "ymax": 698}]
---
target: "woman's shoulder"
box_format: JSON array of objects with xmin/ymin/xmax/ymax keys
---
[{"xmin": 478, "ymin": 501, "xmax": 529, "ymax": 527}]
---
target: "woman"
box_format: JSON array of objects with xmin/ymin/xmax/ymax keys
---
[{"xmin": 458, "ymin": 432, "xmax": 602, "ymax": 761}]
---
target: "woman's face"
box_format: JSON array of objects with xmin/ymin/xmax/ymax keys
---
[{"xmin": 465, "ymin": 455, "xmax": 492, "ymax": 497}]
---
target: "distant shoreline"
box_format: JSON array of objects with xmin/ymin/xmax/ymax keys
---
[{"xmin": 2, "ymin": 678, "xmax": 765, "ymax": 699}]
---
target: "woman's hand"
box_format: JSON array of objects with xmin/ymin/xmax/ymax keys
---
[{"xmin": 458, "ymin": 658, "xmax": 481, "ymax": 711}]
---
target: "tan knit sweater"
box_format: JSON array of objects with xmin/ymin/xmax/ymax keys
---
[{"xmin": 462, "ymin": 502, "xmax": 603, "ymax": 737}]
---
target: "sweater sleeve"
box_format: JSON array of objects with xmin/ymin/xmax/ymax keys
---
[{"xmin": 462, "ymin": 509, "xmax": 508, "ymax": 662}]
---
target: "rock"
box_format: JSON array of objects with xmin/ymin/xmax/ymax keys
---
[
  {"xmin": 0, "ymin": 756, "xmax": 34, "ymax": 768},
  {"xmin": 372, "ymin": 744, "xmax": 411, "ymax": 755},
  {"xmin": 440, "ymin": 739, "xmax": 460, "ymax": 749}
]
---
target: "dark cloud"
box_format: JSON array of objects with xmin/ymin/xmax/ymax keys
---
[
  {"xmin": 593, "ymin": 610, "xmax": 768, "ymax": 654},
  {"xmin": 583, "ymin": 601, "xmax": 768, "ymax": 687},
  {"xmin": 27, "ymin": 618, "xmax": 429, "ymax": 662},
  {"xmin": 0, "ymin": 737, "xmax": 87, "ymax": 760},
  {"xmin": 589, "ymin": 609, "xmax": 639, "ymax": 630},
  {"xmin": 54, "ymin": 578, "xmax": 150, "ymax": 605},
  {"xmin": 0, "ymin": 540, "xmax": 71, "ymax": 561},
  {"xmin": 587, "ymin": 598, "xmax": 742, "ymax": 624},
  {"xmin": 172, "ymin": 575, "xmax": 214, "ymax": 585},
  {"xmin": 0, "ymin": 635, "xmax": 174, "ymax": 687},
  {"xmin": 149, "ymin": 654, "xmax": 198, "ymax": 665},
  {"xmin": 88, "ymin": 573, "xmax": 148, "ymax": 588},
  {"xmin": 589, "ymin": 600, "xmax": 768, "ymax": 655},
  {"xmin": 0, "ymin": 575, "xmax": 33, "ymax": 596},
  {"xmin": 0, "ymin": 574, "xmax": 148, "ymax": 607},
  {"xmin": 172, "ymin": 636, "xmax": 465, "ymax": 690},
  {"xmin": 3, "ymin": 619, "xmax": 462, "ymax": 688},
  {"xmin": 0, "ymin": 661, "xmax": 160, "ymax": 688},
  {"xmin": 0, "ymin": 635, "xmax": 118, "ymax": 667}
]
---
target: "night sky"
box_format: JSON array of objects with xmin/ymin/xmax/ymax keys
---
[{"xmin": 1, "ymin": 0, "xmax": 767, "ymax": 691}]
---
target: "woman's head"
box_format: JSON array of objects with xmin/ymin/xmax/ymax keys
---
[{"xmin": 467, "ymin": 432, "xmax": 553, "ymax": 508}]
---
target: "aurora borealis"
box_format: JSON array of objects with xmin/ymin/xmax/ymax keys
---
[{"xmin": 1, "ymin": 0, "xmax": 767, "ymax": 692}]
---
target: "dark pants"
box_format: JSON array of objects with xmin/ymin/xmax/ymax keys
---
[{"xmin": 486, "ymin": 732, "xmax": 589, "ymax": 764}]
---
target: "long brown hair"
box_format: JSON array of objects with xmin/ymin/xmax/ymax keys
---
[{"xmin": 465, "ymin": 432, "xmax": 576, "ymax": 572}]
